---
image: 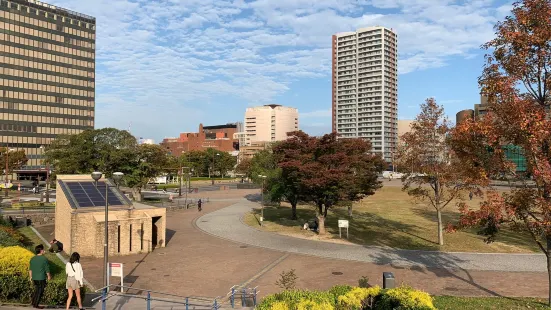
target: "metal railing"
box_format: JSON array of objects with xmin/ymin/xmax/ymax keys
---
[
  {"xmin": 228, "ymin": 285, "xmax": 258, "ymax": 308},
  {"xmin": 92, "ymin": 284, "xmax": 221, "ymax": 310}
]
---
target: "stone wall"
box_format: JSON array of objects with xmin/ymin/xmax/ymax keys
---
[{"xmin": 1, "ymin": 213, "xmax": 55, "ymax": 227}]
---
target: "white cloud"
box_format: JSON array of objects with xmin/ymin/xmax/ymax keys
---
[{"xmin": 46, "ymin": 0, "xmax": 511, "ymax": 140}]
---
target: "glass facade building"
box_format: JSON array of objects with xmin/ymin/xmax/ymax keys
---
[{"xmin": 0, "ymin": 0, "xmax": 95, "ymax": 179}]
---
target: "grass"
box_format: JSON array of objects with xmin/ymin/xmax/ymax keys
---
[
  {"xmin": 17, "ymin": 226, "xmax": 65, "ymax": 279},
  {"xmin": 10, "ymin": 201, "xmax": 55, "ymax": 209},
  {"xmin": 433, "ymin": 296, "xmax": 549, "ymax": 309},
  {"xmin": 243, "ymin": 186, "xmax": 541, "ymax": 253}
]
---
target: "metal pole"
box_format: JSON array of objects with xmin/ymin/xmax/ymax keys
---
[
  {"xmin": 101, "ymin": 288, "xmax": 107, "ymax": 310},
  {"xmin": 45, "ymin": 164, "xmax": 50, "ymax": 203},
  {"xmin": 147, "ymin": 291, "xmax": 151, "ymax": 310},
  {"xmin": 260, "ymin": 179, "xmax": 264, "ymax": 226},
  {"xmin": 231, "ymin": 287, "xmax": 235, "ymax": 308},
  {"xmin": 211, "ymin": 151, "xmax": 215, "ymax": 185},
  {"xmin": 253, "ymin": 287, "xmax": 257, "ymax": 306},
  {"xmin": 104, "ymin": 182, "xmax": 109, "ymax": 288},
  {"xmin": 185, "ymin": 297, "xmax": 189, "ymax": 310},
  {"xmin": 5, "ymin": 150, "xmax": 9, "ymax": 198},
  {"xmin": 178, "ymin": 166, "xmax": 182, "ymax": 197},
  {"xmin": 241, "ymin": 288, "xmax": 245, "ymax": 307}
]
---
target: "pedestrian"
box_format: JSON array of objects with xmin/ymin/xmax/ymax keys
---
[
  {"xmin": 49, "ymin": 239, "xmax": 63, "ymax": 253},
  {"xmin": 29, "ymin": 244, "xmax": 51, "ymax": 309},
  {"xmin": 198, "ymin": 198, "xmax": 202, "ymax": 212},
  {"xmin": 469, "ymin": 191, "xmax": 473, "ymax": 200},
  {"xmin": 65, "ymin": 252, "xmax": 84, "ymax": 310}
]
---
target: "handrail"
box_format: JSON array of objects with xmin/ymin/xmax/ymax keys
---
[{"xmin": 94, "ymin": 284, "xmax": 208, "ymax": 301}]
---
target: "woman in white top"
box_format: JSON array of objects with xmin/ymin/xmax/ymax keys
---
[{"xmin": 65, "ymin": 252, "xmax": 84, "ymax": 310}]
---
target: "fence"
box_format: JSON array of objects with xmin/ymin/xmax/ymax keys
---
[
  {"xmin": 228, "ymin": 285, "xmax": 258, "ymax": 308},
  {"xmin": 92, "ymin": 284, "xmax": 221, "ymax": 310}
]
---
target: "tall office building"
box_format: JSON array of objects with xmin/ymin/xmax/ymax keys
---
[
  {"xmin": 243, "ymin": 104, "xmax": 299, "ymax": 146},
  {"xmin": 0, "ymin": 0, "xmax": 96, "ymax": 179},
  {"xmin": 332, "ymin": 26, "xmax": 398, "ymax": 162}
]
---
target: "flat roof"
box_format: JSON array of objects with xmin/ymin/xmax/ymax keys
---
[{"xmin": 9, "ymin": 0, "xmax": 96, "ymax": 23}]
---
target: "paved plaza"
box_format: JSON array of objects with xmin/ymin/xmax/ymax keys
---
[{"xmin": 6, "ymin": 188, "xmax": 547, "ymax": 309}]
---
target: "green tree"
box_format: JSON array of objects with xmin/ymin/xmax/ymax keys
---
[
  {"xmin": 0, "ymin": 148, "xmax": 28, "ymax": 174},
  {"xmin": 121, "ymin": 144, "xmax": 170, "ymax": 201},
  {"xmin": 45, "ymin": 128, "xmax": 137, "ymax": 174},
  {"xmin": 180, "ymin": 150, "xmax": 206, "ymax": 176}
]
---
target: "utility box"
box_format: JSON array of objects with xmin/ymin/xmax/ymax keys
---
[{"xmin": 383, "ymin": 272, "xmax": 395, "ymax": 289}]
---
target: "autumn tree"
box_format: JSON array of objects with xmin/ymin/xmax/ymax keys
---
[
  {"xmin": 397, "ymin": 98, "xmax": 470, "ymax": 246},
  {"xmin": 0, "ymin": 148, "xmax": 28, "ymax": 174},
  {"xmin": 448, "ymin": 0, "xmax": 551, "ymax": 305},
  {"xmin": 276, "ymin": 131, "xmax": 384, "ymax": 234}
]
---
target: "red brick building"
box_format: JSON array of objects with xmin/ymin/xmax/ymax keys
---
[{"xmin": 161, "ymin": 123, "xmax": 241, "ymax": 156}]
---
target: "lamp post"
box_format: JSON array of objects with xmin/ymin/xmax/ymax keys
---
[
  {"xmin": 4, "ymin": 148, "xmax": 14, "ymax": 198},
  {"xmin": 211, "ymin": 152, "xmax": 220, "ymax": 185},
  {"xmin": 258, "ymin": 175, "xmax": 267, "ymax": 226}
]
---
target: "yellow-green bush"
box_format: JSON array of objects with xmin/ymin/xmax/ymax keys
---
[
  {"xmin": 337, "ymin": 286, "xmax": 381, "ymax": 310},
  {"xmin": 296, "ymin": 299, "xmax": 334, "ymax": 310},
  {"xmin": 270, "ymin": 301, "xmax": 289, "ymax": 310},
  {"xmin": 377, "ymin": 286, "xmax": 435, "ymax": 310},
  {"xmin": 0, "ymin": 246, "xmax": 34, "ymax": 276}
]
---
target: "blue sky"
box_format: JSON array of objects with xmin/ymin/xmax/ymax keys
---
[{"xmin": 50, "ymin": 0, "xmax": 512, "ymax": 142}]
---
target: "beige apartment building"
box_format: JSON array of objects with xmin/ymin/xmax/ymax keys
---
[
  {"xmin": 332, "ymin": 26, "xmax": 398, "ymax": 162},
  {"xmin": 243, "ymin": 104, "xmax": 298, "ymax": 145},
  {"xmin": 0, "ymin": 0, "xmax": 96, "ymax": 180}
]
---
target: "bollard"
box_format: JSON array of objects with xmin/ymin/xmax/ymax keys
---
[
  {"xmin": 231, "ymin": 287, "xmax": 235, "ymax": 308},
  {"xmin": 241, "ymin": 288, "xmax": 246, "ymax": 307},
  {"xmin": 146, "ymin": 291, "xmax": 151, "ymax": 310},
  {"xmin": 383, "ymin": 272, "xmax": 395, "ymax": 289},
  {"xmin": 185, "ymin": 297, "xmax": 189, "ymax": 310},
  {"xmin": 101, "ymin": 288, "xmax": 107, "ymax": 310}
]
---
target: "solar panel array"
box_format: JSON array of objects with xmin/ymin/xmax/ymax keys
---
[{"xmin": 65, "ymin": 181, "xmax": 126, "ymax": 208}]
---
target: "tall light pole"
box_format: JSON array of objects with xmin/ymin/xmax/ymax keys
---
[
  {"xmin": 258, "ymin": 175, "xmax": 267, "ymax": 226},
  {"xmin": 211, "ymin": 152, "xmax": 220, "ymax": 185},
  {"xmin": 4, "ymin": 148, "xmax": 14, "ymax": 198}
]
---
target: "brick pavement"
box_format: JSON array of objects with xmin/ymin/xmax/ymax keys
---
[{"xmin": 31, "ymin": 188, "xmax": 549, "ymax": 308}]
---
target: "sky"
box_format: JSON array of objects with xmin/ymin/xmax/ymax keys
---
[{"xmin": 49, "ymin": 0, "xmax": 513, "ymax": 142}]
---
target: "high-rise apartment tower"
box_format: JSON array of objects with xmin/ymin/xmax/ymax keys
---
[
  {"xmin": 0, "ymin": 0, "xmax": 96, "ymax": 179},
  {"xmin": 332, "ymin": 26, "xmax": 398, "ymax": 162},
  {"xmin": 243, "ymin": 104, "xmax": 298, "ymax": 146}
]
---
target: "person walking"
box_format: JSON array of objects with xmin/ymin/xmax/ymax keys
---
[
  {"xmin": 65, "ymin": 252, "xmax": 84, "ymax": 310},
  {"xmin": 29, "ymin": 244, "xmax": 51, "ymax": 309},
  {"xmin": 469, "ymin": 192, "xmax": 473, "ymax": 200},
  {"xmin": 197, "ymin": 198, "xmax": 202, "ymax": 212}
]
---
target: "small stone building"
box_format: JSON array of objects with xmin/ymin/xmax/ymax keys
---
[{"xmin": 55, "ymin": 175, "xmax": 166, "ymax": 258}]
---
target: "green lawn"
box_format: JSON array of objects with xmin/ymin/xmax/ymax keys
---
[
  {"xmin": 243, "ymin": 186, "xmax": 541, "ymax": 253},
  {"xmin": 433, "ymin": 296, "xmax": 549, "ymax": 309},
  {"xmin": 18, "ymin": 227, "xmax": 65, "ymax": 278}
]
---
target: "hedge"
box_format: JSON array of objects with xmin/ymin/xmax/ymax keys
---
[
  {"xmin": 259, "ymin": 285, "xmax": 435, "ymax": 310},
  {"xmin": 0, "ymin": 246, "xmax": 34, "ymax": 276},
  {"xmin": 0, "ymin": 230, "xmax": 21, "ymax": 247}
]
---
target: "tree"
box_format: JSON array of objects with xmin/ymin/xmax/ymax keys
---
[
  {"xmin": 235, "ymin": 158, "xmax": 252, "ymax": 179},
  {"xmin": 180, "ymin": 150, "xmax": 206, "ymax": 176},
  {"xmin": 0, "ymin": 148, "xmax": 28, "ymax": 174},
  {"xmin": 397, "ymin": 98, "xmax": 468, "ymax": 246},
  {"xmin": 122, "ymin": 144, "xmax": 170, "ymax": 201},
  {"xmin": 276, "ymin": 131, "xmax": 384, "ymax": 234},
  {"xmin": 448, "ymin": 0, "xmax": 551, "ymax": 305},
  {"xmin": 45, "ymin": 128, "xmax": 137, "ymax": 174}
]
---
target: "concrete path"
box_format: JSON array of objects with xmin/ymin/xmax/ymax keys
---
[{"xmin": 196, "ymin": 199, "xmax": 547, "ymax": 272}]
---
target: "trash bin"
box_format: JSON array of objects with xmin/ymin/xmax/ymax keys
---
[{"xmin": 383, "ymin": 272, "xmax": 395, "ymax": 289}]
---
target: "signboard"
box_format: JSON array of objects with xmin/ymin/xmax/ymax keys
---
[
  {"xmin": 338, "ymin": 220, "xmax": 349, "ymax": 228},
  {"xmin": 108, "ymin": 262, "xmax": 124, "ymax": 292},
  {"xmin": 338, "ymin": 220, "xmax": 349, "ymax": 239}
]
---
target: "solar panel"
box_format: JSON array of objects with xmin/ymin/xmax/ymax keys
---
[{"xmin": 65, "ymin": 181, "xmax": 127, "ymax": 208}]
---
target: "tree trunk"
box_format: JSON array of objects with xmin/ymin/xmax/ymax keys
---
[
  {"xmin": 348, "ymin": 205, "xmax": 352, "ymax": 217},
  {"xmin": 318, "ymin": 215, "xmax": 326, "ymax": 235},
  {"xmin": 436, "ymin": 209, "xmax": 444, "ymax": 246},
  {"xmin": 131, "ymin": 187, "xmax": 143, "ymax": 202},
  {"xmin": 547, "ymin": 237, "xmax": 551, "ymax": 306},
  {"xmin": 291, "ymin": 201, "xmax": 297, "ymax": 220}
]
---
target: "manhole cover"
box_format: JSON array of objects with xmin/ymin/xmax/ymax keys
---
[
  {"xmin": 164, "ymin": 274, "xmax": 170, "ymax": 277},
  {"xmin": 240, "ymin": 246, "xmax": 248, "ymax": 248},
  {"xmin": 151, "ymin": 268, "xmax": 156, "ymax": 271},
  {"xmin": 158, "ymin": 252, "xmax": 166, "ymax": 256},
  {"xmin": 332, "ymin": 272, "xmax": 343, "ymax": 275}
]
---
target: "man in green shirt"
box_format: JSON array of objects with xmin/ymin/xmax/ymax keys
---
[{"xmin": 29, "ymin": 244, "xmax": 51, "ymax": 309}]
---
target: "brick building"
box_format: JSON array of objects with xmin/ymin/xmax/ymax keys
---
[{"xmin": 161, "ymin": 123, "xmax": 241, "ymax": 156}]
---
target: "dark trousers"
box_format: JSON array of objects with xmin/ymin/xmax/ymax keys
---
[{"xmin": 32, "ymin": 280, "xmax": 46, "ymax": 307}]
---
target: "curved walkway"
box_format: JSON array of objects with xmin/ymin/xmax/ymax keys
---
[{"xmin": 196, "ymin": 199, "xmax": 547, "ymax": 272}]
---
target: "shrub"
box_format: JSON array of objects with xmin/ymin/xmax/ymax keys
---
[
  {"xmin": 0, "ymin": 275, "xmax": 87, "ymax": 306},
  {"xmin": 0, "ymin": 230, "xmax": 21, "ymax": 247},
  {"xmin": 328, "ymin": 285, "xmax": 353, "ymax": 304},
  {"xmin": 358, "ymin": 276, "xmax": 370, "ymax": 288},
  {"xmin": 296, "ymin": 299, "xmax": 334, "ymax": 310},
  {"xmin": 269, "ymin": 301, "xmax": 289, "ymax": 310},
  {"xmin": 338, "ymin": 286, "xmax": 381, "ymax": 310},
  {"xmin": 376, "ymin": 286, "xmax": 435, "ymax": 310},
  {"xmin": 257, "ymin": 290, "xmax": 335, "ymax": 310},
  {"xmin": 0, "ymin": 225, "xmax": 25, "ymax": 243},
  {"xmin": 0, "ymin": 246, "xmax": 34, "ymax": 276},
  {"xmin": 275, "ymin": 269, "xmax": 298, "ymax": 290}
]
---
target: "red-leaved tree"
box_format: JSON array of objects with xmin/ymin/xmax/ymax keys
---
[
  {"xmin": 449, "ymin": 0, "xmax": 551, "ymax": 305},
  {"xmin": 275, "ymin": 131, "xmax": 384, "ymax": 234}
]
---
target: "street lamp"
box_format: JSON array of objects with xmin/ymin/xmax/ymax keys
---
[
  {"xmin": 211, "ymin": 152, "xmax": 220, "ymax": 185},
  {"xmin": 4, "ymin": 148, "xmax": 15, "ymax": 198},
  {"xmin": 112, "ymin": 172, "xmax": 124, "ymax": 189},
  {"xmin": 258, "ymin": 175, "xmax": 267, "ymax": 226}
]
